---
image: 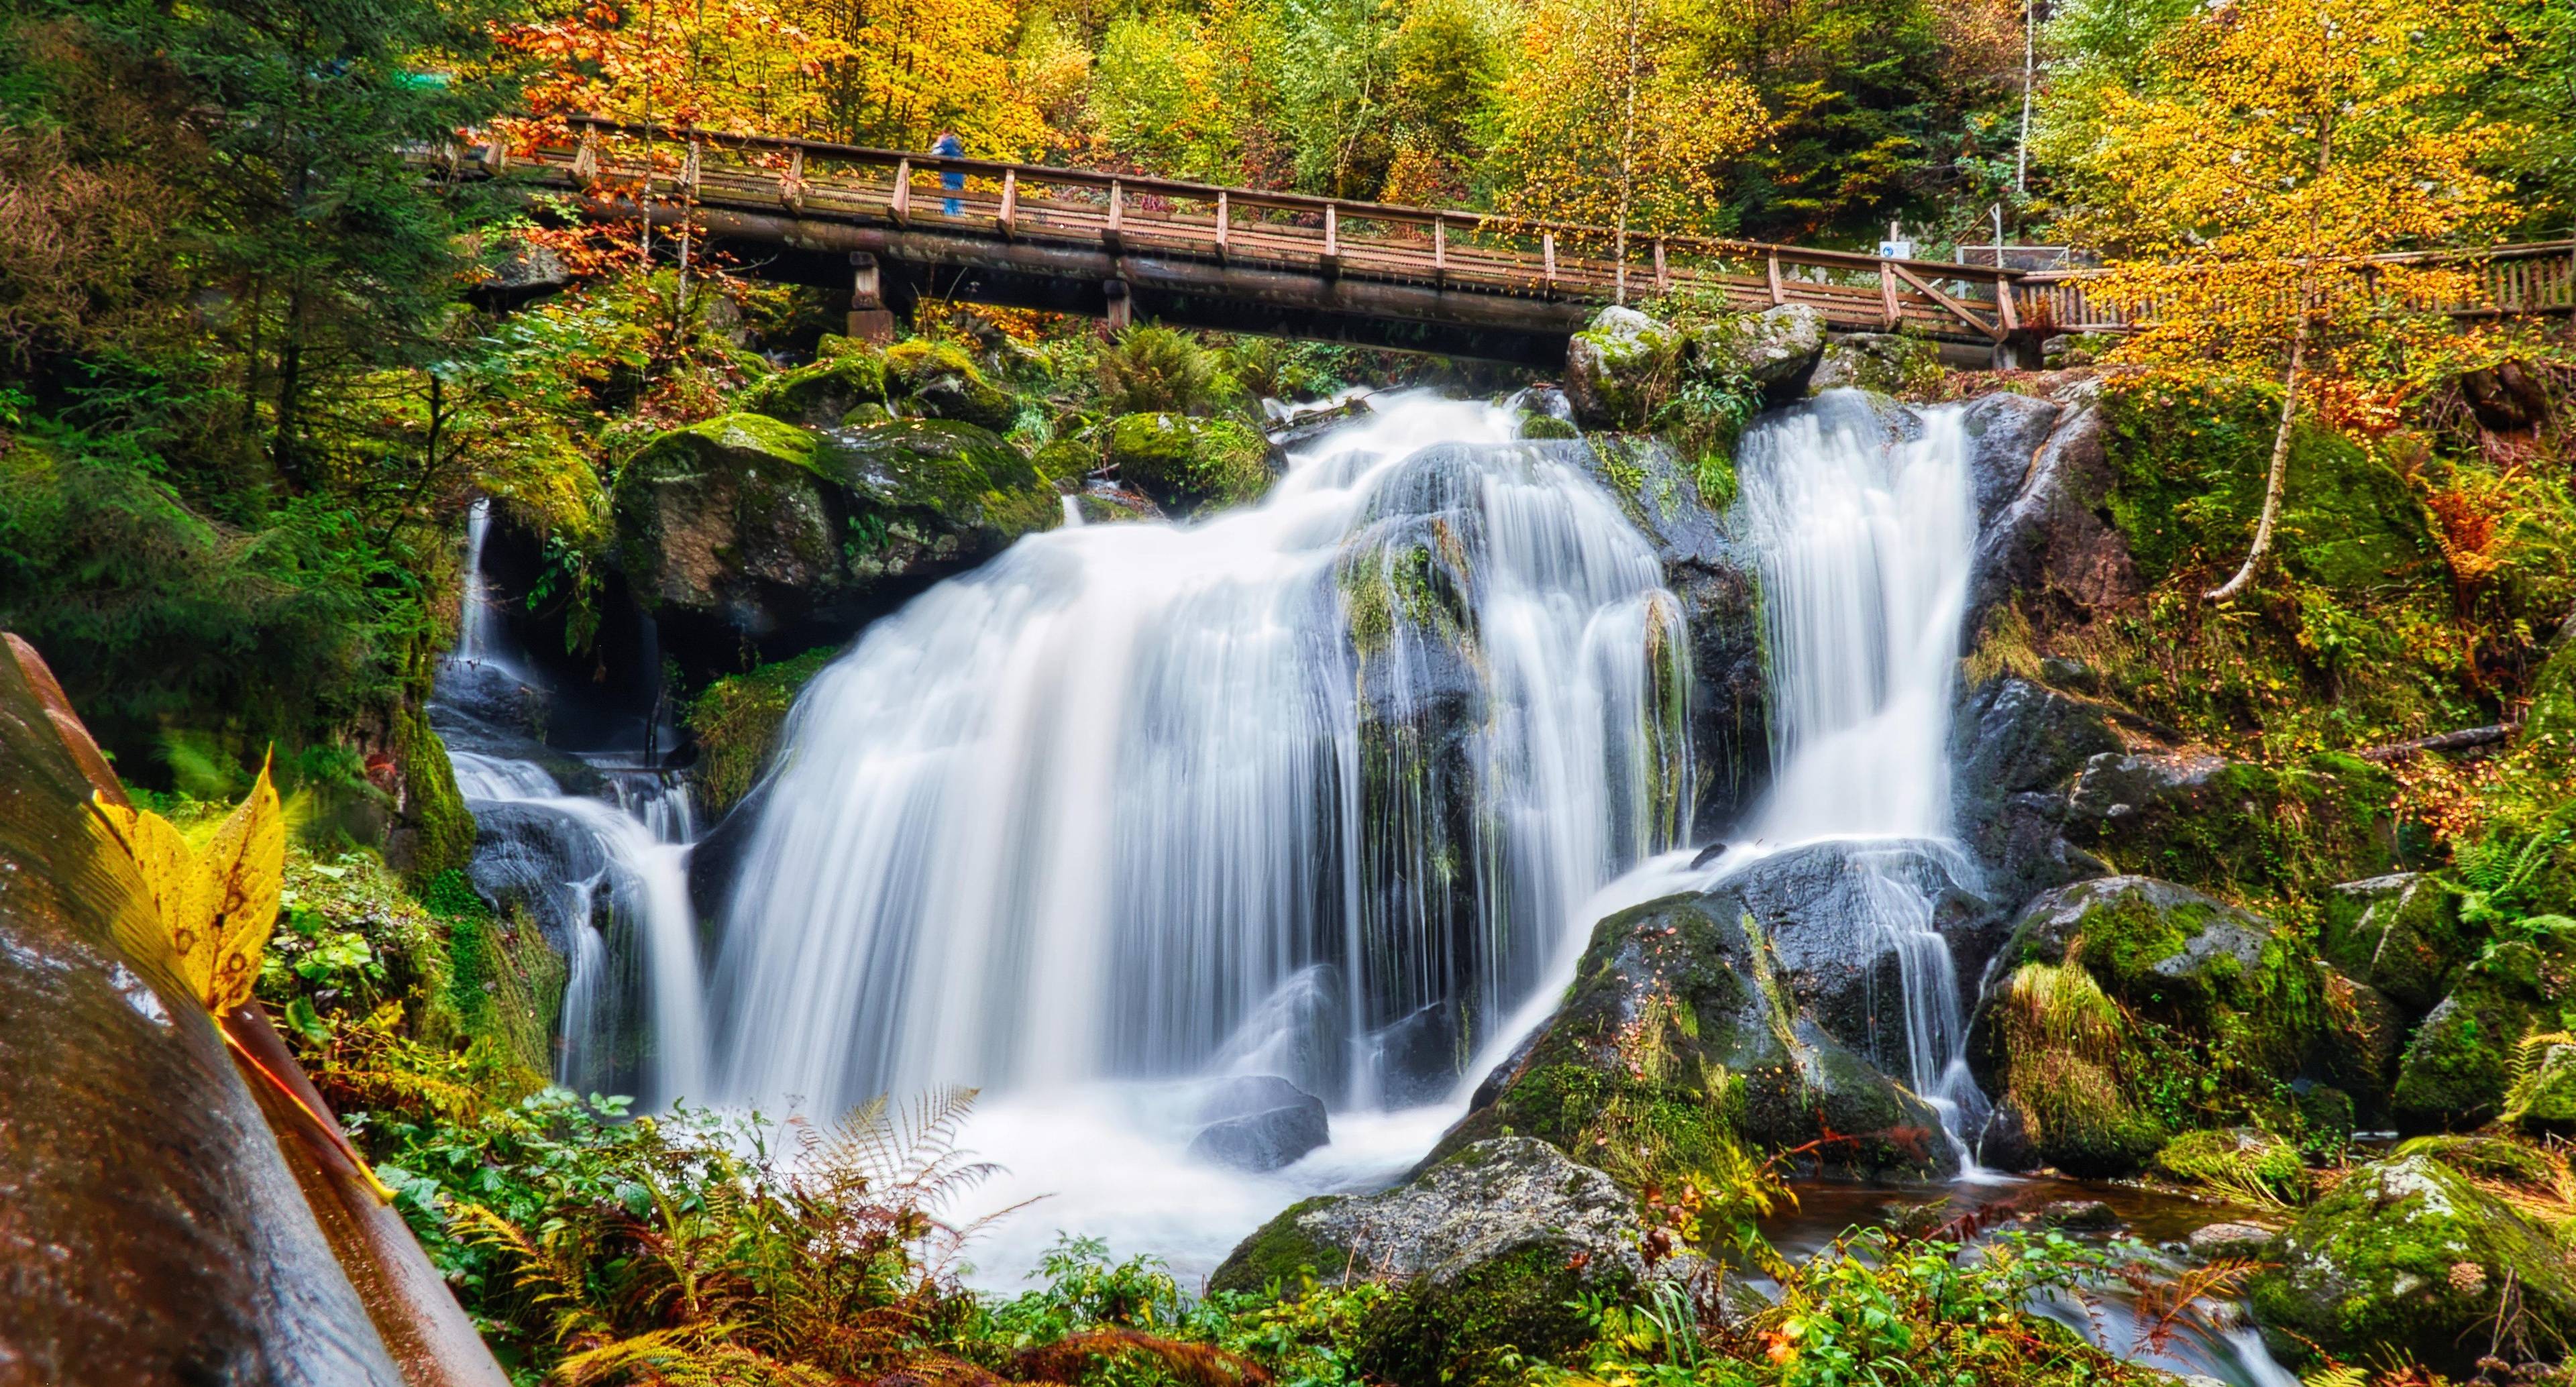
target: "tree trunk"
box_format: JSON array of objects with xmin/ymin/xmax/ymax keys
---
[{"xmin": 2203, "ymin": 317, "xmax": 2308, "ymax": 602}]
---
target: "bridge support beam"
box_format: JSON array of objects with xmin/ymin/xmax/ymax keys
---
[
  {"xmin": 847, "ymin": 252, "xmax": 895, "ymax": 343},
  {"xmin": 1103, "ymin": 278, "xmax": 1132, "ymax": 333}
]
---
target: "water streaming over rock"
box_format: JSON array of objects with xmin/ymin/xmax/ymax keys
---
[
  {"xmin": 1698, "ymin": 390, "xmax": 1992, "ymax": 1152},
  {"xmin": 433, "ymin": 500, "xmax": 709, "ymax": 1105},
  {"xmin": 706, "ymin": 394, "xmax": 1692, "ymax": 1115}
]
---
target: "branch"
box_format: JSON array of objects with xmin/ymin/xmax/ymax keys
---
[{"xmin": 2357, "ymin": 722, "xmax": 2516, "ymax": 762}]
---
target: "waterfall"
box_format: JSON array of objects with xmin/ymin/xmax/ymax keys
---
[
  {"xmin": 433, "ymin": 500, "xmax": 710, "ymax": 1106},
  {"xmin": 706, "ymin": 393, "xmax": 1691, "ymax": 1116},
  {"xmin": 1715, "ymin": 390, "xmax": 1991, "ymax": 1149}
]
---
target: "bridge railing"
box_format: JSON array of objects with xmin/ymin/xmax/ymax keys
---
[
  {"xmin": 2012, "ymin": 240, "xmax": 2576, "ymax": 334},
  {"xmin": 464, "ymin": 117, "xmax": 2035, "ymax": 343}
]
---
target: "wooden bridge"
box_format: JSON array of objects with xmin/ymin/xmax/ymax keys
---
[{"xmin": 453, "ymin": 120, "xmax": 2576, "ymax": 367}]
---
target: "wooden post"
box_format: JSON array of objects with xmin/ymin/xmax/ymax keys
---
[
  {"xmin": 1215, "ymin": 190, "xmax": 1229, "ymax": 262},
  {"xmin": 1767, "ymin": 250, "xmax": 1785, "ymax": 306},
  {"xmin": 479, "ymin": 133, "xmax": 509, "ymax": 174},
  {"xmin": 780, "ymin": 147, "xmax": 805, "ymax": 209},
  {"xmin": 891, "ymin": 157, "xmax": 912, "ymax": 223},
  {"xmin": 1543, "ymin": 231, "xmax": 1557, "ymax": 288},
  {"xmin": 999, "ymin": 169, "xmax": 1017, "ymax": 237},
  {"xmin": 1433, "ymin": 218, "xmax": 1447, "ymax": 282},
  {"xmin": 571, "ymin": 125, "xmax": 600, "ymax": 182},
  {"xmin": 1103, "ymin": 278, "xmax": 1132, "ymax": 333},
  {"xmin": 1106, "ymin": 179, "xmax": 1123, "ymax": 252},
  {"xmin": 1322, "ymin": 204, "xmax": 1340, "ymax": 277},
  {"xmin": 847, "ymin": 251, "xmax": 894, "ymax": 343},
  {"xmin": 1878, "ymin": 260, "xmax": 1902, "ymax": 328},
  {"xmin": 1996, "ymin": 272, "xmax": 2021, "ymax": 333},
  {"xmin": 1654, "ymin": 238, "xmax": 1669, "ymax": 294}
]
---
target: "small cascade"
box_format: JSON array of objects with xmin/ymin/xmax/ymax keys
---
[
  {"xmin": 707, "ymin": 392, "xmax": 1691, "ymax": 1117},
  {"xmin": 433, "ymin": 500, "xmax": 710, "ymax": 1107},
  {"xmin": 1703, "ymin": 392, "xmax": 1992, "ymax": 1152}
]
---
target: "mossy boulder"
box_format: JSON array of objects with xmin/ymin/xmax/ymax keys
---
[
  {"xmin": 1688, "ymin": 303, "xmax": 1826, "ymax": 390},
  {"xmin": 1435, "ymin": 885, "xmax": 1958, "ymax": 1184},
  {"xmin": 2390, "ymin": 917, "xmax": 2576, "ymax": 1131},
  {"xmin": 2322, "ymin": 873, "xmax": 2475, "ymax": 1013},
  {"xmin": 2248, "ymin": 1148, "xmax": 2576, "ymax": 1372},
  {"xmin": 2152, "ymin": 1126, "xmax": 2306, "ymax": 1199},
  {"xmin": 2058, "ymin": 748, "xmax": 2398, "ymax": 899},
  {"xmin": 1103, "ymin": 412, "xmax": 1271, "ymax": 514},
  {"xmin": 1517, "ymin": 411, "xmax": 1580, "ymax": 441},
  {"xmin": 818, "ymin": 417, "xmax": 1059, "ymax": 570},
  {"xmin": 682, "ymin": 646, "xmax": 841, "ymax": 816},
  {"xmin": 1807, "ymin": 333, "xmax": 1941, "ymax": 398},
  {"xmin": 1967, "ymin": 877, "xmax": 2381, "ymax": 1175},
  {"xmin": 882, "ymin": 338, "xmax": 1017, "ymax": 431},
  {"xmin": 2505, "ymin": 1037, "xmax": 2576, "ymax": 1134},
  {"xmin": 738, "ymin": 336, "xmax": 890, "ymax": 428},
  {"xmin": 1564, "ymin": 306, "xmax": 1683, "ymax": 429},
  {"xmin": 613, "ymin": 412, "xmax": 839, "ymax": 617},
  {"xmin": 1210, "ymin": 1138, "xmax": 1672, "ymax": 1385}
]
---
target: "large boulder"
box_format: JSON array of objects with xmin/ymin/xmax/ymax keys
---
[
  {"xmin": 1187, "ymin": 1076, "xmax": 1330, "ymax": 1172},
  {"xmin": 1564, "ymin": 306, "xmax": 1682, "ymax": 428},
  {"xmin": 2390, "ymin": 916, "xmax": 2576, "ymax": 1130},
  {"xmin": 1103, "ymin": 412, "xmax": 1272, "ymax": 514},
  {"xmin": 882, "ymin": 337, "xmax": 1018, "ymax": 431},
  {"xmin": 2249, "ymin": 1147, "xmax": 2576, "ymax": 1372},
  {"xmin": 1807, "ymin": 332, "xmax": 1941, "ymax": 398},
  {"xmin": 737, "ymin": 335, "xmax": 889, "ymax": 428},
  {"xmin": 613, "ymin": 412, "xmax": 1059, "ymax": 667},
  {"xmin": 2321, "ymin": 873, "xmax": 2475, "ymax": 1013},
  {"xmin": 1955, "ymin": 392, "xmax": 2065, "ymax": 526},
  {"xmin": 1967, "ymin": 877, "xmax": 2390, "ymax": 1174},
  {"xmin": 1691, "ymin": 303, "xmax": 1827, "ymax": 391},
  {"xmin": 1211, "ymin": 1138, "xmax": 1674, "ymax": 1384},
  {"xmin": 1434, "ymin": 885, "xmax": 1960, "ymax": 1183}
]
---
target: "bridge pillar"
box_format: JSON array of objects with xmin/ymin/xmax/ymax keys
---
[
  {"xmin": 847, "ymin": 252, "xmax": 895, "ymax": 344},
  {"xmin": 1103, "ymin": 278, "xmax": 1132, "ymax": 334}
]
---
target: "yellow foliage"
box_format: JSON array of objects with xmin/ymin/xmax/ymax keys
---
[{"xmin": 91, "ymin": 757, "xmax": 284, "ymax": 1014}]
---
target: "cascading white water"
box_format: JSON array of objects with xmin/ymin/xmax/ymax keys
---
[
  {"xmin": 1703, "ymin": 390, "xmax": 1990, "ymax": 1150},
  {"xmin": 437, "ymin": 500, "xmax": 710, "ymax": 1105},
  {"xmin": 708, "ymin": 393, "xmax": 1690, "ymax": 1117}
]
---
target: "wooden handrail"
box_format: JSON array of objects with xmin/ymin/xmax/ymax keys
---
[{"xmin": 549, "ymin": 114, "xmax": 2028, "ymax": 288}]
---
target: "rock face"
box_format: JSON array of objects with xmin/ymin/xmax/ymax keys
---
[
  {"xmin": 2057, "ymin": 747, "xmax": 2398, "ymax": 900},
  {"xmin": 1693, "ymin": 302, "xmax": 1827, "ymax": 390},
  {"xmin": 1966, "ymin": 382, "xmax": 2140, "ymax": 636},
  {"xmin": 1103, "ymin": 412, "xmax": 1273, "ymax": 514},
  {"xmin": 1967, "ymin": 877, "xmax": 2387, "ymax": 1174},
  {"xmin": 2321, "ymin": 873, "xmax": 2473, "ymax": 1013},
  {"xmin": 1555, "ymin": 435, "xmax": 1767, "ymax": 831},
  {"xmin": 1807, "ymin": 333, "xmax": 1941, "ymax": 398},
  {"xmin": 1947, "ymin": 676, "xmax": 2122, "ymax": 913},
  {"xmin": 1433, "ymin": 884, "xmax": 1960, "ymax": 1183},
  {"xmin": 2249, "ymin": 1148, "xmax": 2576, "ymax": 1372},
  {"xmin": 1563, "ymin": 306, "xmax": 1683, "ymax": 428},
  {"xmin": 883, "ymin": 338, "xmax": 1018, "ymax": 431},
  {"xmin": 2390, "ymin": 916, "xmax": 2576, "ymax": 1130},
  {"xmin": 1187, "ymin": 1076, "xmax": 1330, "ymax": 1172},
  {"xmin": 738, "ymin": 337, "xmax": 890, "ymax": 428},
  {"xmin": 613, "ymin": 410, "xmax": 1058, "ymax": 667},
  {"xmin": 2507, "ymin": 1036, "xmax": 2576, "ymax": 1134},
  {"xmin": 1210, "ymin": 1138, "xmax": 1676, "ymax": 1384}
]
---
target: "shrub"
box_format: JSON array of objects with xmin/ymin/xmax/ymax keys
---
[{"xmin": 1099, "ymin": 325, "xmax": 1238, "ymax": 416}]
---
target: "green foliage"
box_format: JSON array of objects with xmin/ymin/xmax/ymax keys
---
[{"xmin": 1098, "ymin": 327, "xmax": 1240, "ymax": 418}]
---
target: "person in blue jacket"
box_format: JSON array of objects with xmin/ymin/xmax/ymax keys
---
[{"xmin": 934, "ymin": 131, "xmax": 965, "ymax": 215}]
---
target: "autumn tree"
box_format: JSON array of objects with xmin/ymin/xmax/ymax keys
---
[
  {"xmin": 1486, "ymin": 0, "xmax": 1768, "ymax": 298},
  {"xmin": 2045, "ymin": 0, "xmax": 2512, "ymax": 599}
]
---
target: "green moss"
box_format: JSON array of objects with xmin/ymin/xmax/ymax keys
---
[
  {"xmin": 821, "ymin": 418, "xmax": 1059, "ymax": 549},
  {"xmin": 2392, "ymin": 919, "xmax": 2576, "ymax": 1128},
  {"xmin": 1517, "ymin": 412, "xmax": 1580, "ymax": 441},
  {"xmin": 2153, "ymin": 1127, "xmax": 2306, "ymax": 1197},
  {"xmin": 1203, "ymin": 1196, "xmax": 1349, "ymax": 1294},
  {"xmin": 634, "ymin": 411, "xmax": 824, "ymax": 480},
  {"xmin": 1353, "ymin": 1241, "xmax": 1624, "ymax": 1387},
  {"xmin": 883, "ymin": 338, "xmax": 1017, "ymax": 431},
  {"xmin": 685, "ymin": 645, "xmax": 841, "ymax": 814},
  {"xmin": 392, "ymin": 705, "xmax": 476, "ymax": 883},
  {"xmin": 1104, "ymin": 412, "xmax": 1272, "ymax": 512},
  {"xmin": 424, "ymin": 870, "xmax": 562, "ymax": 1085},
  {"xmin": 737, "ymin": 347, "xmax": 888, "ymax": 426}
]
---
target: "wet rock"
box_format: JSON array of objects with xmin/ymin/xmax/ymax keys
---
[
  {"xmin": 1189, "ymin": 1076, "xmax": 1330, "ymax": 1172},
  {"xmin": 2391, "ymin": 916, "xmax": 2576, "ymax": 1131},
  {"xmin": 1807, "ymin": 333, "xmax": 1941, "ymax": 399},
  {"xmin": 463, "ymin": 799, "xmax": 610, "ymax": 958},
  {"xmin": 1956, "ymin": 392, "xmax": 2064, "ymax": 526},
  {"xmin": 2186, "ymin": 1221, "xmax": 2277, "ymax": 1261},
  {"xmin": 2321, "ymin": 873, "xmax": 2472, "ymax": 1013},
  {"xmin": 1947, "ymin": 676, "xmax": 2121, "ymax": 913},
  {"xmin": 2249, "ymin": 1150, "xmax": 2576, "ymax": 1372},
  {"xmin": 739, "ymin": 336, "xmax": 889, "ymax": 428},
  {"xmin": 1564, "ymin": 306, "xmax": 1682, "ymax": 428},
  {"xmin": 1433, "ymin": 886, "xmax": 1960, "ymax": 1182},
  {"xmin": 1967, "ymin": 384, "xmax": 2139, "ymax": 636},
  {"xmin": 1104, "ymin": 412, "xmax": 1272, "ymax": 514},
  {"xmin": 1211, "ymin": 1138, "xmax": 1681, "ymax": 1382},
  {"xmin": 883, "ymin": 338, "xmax": 1017, "ymax": 431}
]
